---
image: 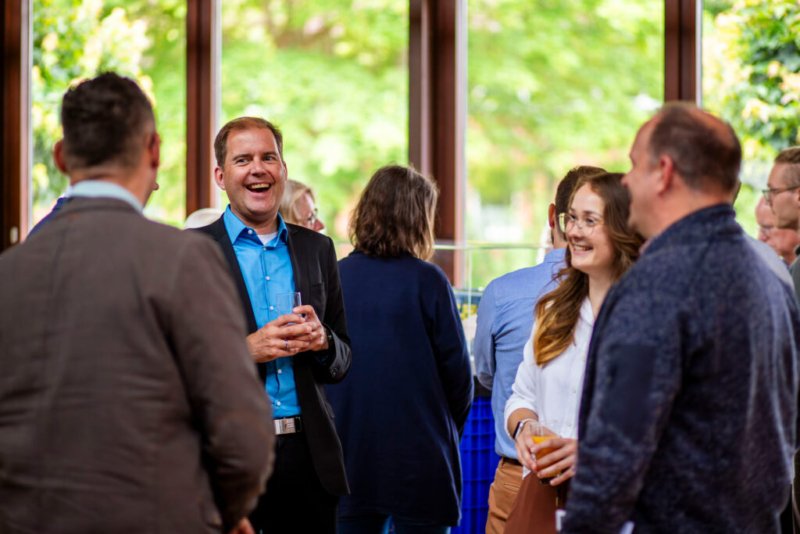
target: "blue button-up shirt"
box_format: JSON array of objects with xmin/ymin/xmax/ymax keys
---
[
  {"xmin": 474, "ymin": 247, "xmax": 566, "ymax": 458},
  {"xmin": 223, "ymin": 207, "xmax": 300, "ymax": 417}
]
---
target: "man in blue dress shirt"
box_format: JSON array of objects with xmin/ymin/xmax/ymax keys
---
[
  {"xmin": 197, "ymin": 117, "xmax": 351, "ymax": 534},
  {"xmin": 475, "ymin": 166, "xmax": 598, "ymax": 533}
]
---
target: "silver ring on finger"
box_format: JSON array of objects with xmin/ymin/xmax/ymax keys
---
[{"xmin": 284, "ymin": 339, "xmax": 289, "ymax": 351}]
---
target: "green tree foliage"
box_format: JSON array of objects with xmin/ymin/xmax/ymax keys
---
[
  {"xmin": 31, "ymin": 1, "xmax": 795, "ymax": 283},
  {"xmin": 465, "ymin": 0, "xmax": 663, "ymax": 287},
  {"xmin": 220, "ymin": 0, "xmax": 408, "ymax": 239},
  {"xmin": 32, "ymin": 0, "xmax": 185, "ymax": 226},
  {"xmin": 703, "ymin": 0, "xmax": 800, "ymax": 234}
]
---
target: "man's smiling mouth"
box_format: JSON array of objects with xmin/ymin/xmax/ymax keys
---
[{"xmin": 246, "ymin": 183, "xmax": 272, "ymax": 192}]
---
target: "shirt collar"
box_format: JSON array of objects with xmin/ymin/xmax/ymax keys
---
[
  {"xmin": 543, "ymin": 247, "xmax": 567, "ymax": 264},
  {"xmin": 70, "ymin": 180, "xmax": 143, "ymax": 212},
  {"xmin": 223, "ymin": 205, "xmax": 288, "ymax": 245}
]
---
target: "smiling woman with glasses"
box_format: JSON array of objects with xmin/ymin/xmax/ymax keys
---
[{"xmin": 504, "ymin": 172, "xmax": 644, "ymax": 534}]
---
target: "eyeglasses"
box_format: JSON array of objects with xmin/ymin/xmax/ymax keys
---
[
  {"xmin": 558, "ymin": 212, "xmax": 603, "ymax": 236},
  {"xmin": 305, "ymin": 208, "xmax": 319, "ymax": 228},
  {"xmin": 762, "ymin": 185, "xmax": 800, "ymax": 203}
]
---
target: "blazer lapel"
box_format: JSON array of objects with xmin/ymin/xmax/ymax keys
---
[
  {"xmin": 200, "ymin": 217, "xmax": 267, "ymax": 383},
  {"xmin": 285, "ymin": 225, "xmax": 308, "ymax": 301}
]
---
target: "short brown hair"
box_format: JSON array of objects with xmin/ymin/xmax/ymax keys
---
[
  {"xmin": 60, "ymin": 72, "xmax": 155, "ymax": 170},
  {"xmin": 214, "ymin": 117, "xmax": 283, "ymax": 167},
  {"xmin": 775, "ymin": 147, "xmax": 800, "ymax": 187},
  {"xmin": 649, "ymin": 103, "xmax": 741, "ymax": 193},
  {"xmin": 349, "ymin": 165, "xmax": 438, "ymax": 260}
]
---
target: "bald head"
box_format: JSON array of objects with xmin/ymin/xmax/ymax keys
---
[{"xmin": 648, "ymin": 103, "xmax": 741, "ymax": 194}]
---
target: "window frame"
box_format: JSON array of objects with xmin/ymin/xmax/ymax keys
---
[{"xmin": 1, "ymin": 0, "xmax": 698, "ymax": 283}]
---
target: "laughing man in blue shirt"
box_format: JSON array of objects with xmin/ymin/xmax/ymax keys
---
[{"xmin": 197, "ymin": 117, "xmax": 351, "ymax": 534}]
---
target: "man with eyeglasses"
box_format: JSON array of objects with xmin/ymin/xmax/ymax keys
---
[
  {"xmin": 756, "ymin": 196, "xmax": 800, "ymax": 266},
  {"xmin": 561, "ymin": 103, "xmax": 800, "ymax": 533},
  {"xmin": 765, "ymin": 147, "xmax": 800, "ymax": 302}
]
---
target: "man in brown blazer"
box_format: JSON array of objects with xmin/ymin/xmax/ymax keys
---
[{"xmin": 0, "ymin": 73, "xmax": 274, "ymax": 534}]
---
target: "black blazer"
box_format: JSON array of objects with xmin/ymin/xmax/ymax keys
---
[{"xmin": 196, "ymin": 216, "xmax": 351, "ymax": 496}]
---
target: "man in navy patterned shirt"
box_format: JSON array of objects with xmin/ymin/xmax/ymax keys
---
[{"xmin": 563, "ymin": 103, "xmax": 800, "ymax": 533}]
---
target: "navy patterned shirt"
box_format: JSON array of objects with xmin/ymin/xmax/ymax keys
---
[{"xmin": 563, "ymin": 204, "xmax": 800, "ymax": 534}]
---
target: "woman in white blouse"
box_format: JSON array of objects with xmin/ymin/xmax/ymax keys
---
[{"xmin": 505, "ymin": 172, "xmax": 643, "ymax": 489}]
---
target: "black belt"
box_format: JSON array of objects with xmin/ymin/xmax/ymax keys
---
[
  {"xmin": 501, "ymin": 456, "xmax": 521, "ymax": 467},
  {"xmin": 274, "ymin": 416, "xmax": 303, "ymax": 435}
]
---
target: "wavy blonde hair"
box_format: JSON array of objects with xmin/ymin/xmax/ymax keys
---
[
  {"xmin": 533, "ymin": 172, "xmax": 643, "ymax": 366},
  {"xmin": 279, "ymin": 179, "xmax": 314, "ymax": 226}
]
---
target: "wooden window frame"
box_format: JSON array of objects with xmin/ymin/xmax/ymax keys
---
[{"xmin": 1, "ymin": 0, "xmax": 698, "ymax": 264}]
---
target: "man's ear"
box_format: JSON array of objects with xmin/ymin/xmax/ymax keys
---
[
  {"xmin": 148, "ymin": 132, "xmax": 161, "ymax": 169},
  {"xmin": 547, "ymin": 203, "xmax": 556, "ymax": 229},
  {"xmin": 213, "ymin": 166, "xmax": 225, "ymax": 190},
  {"xmin": 792, "ymin": 185, "xmax": 800, "ymax": 208},
  {"xmin": 654, "ymin": 154, "xmax": 675, "ymax": 195},
  {"xmin": 53, "ymin": 140, "xmax": 69, "ymax": 174}
]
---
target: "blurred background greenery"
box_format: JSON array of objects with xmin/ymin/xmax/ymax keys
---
[{"xmin": 29, "ymin": 0, "xmax": 800, "ymax": 289}]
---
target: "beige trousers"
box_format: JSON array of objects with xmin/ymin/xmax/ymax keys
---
[{"xmin": 485, "ymin": 458, "xmax": 523, "ymax": 534}]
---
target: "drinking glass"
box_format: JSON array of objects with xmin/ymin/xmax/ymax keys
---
[
  {"xmin": 530, "ymin": 421, "xmax": 557, "ymax": 485},
  {"xmin": 276, "ymin": 291, "xmax": 302, "ymax": 317}
]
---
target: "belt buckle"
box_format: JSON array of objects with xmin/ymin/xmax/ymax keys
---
[{"xmin": 274, "ymin": 416, "xmax": 301, "ymax": 435}]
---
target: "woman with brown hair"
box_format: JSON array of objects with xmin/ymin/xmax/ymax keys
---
[
  {"xmin": 503, "ymin": 172, "xmax": 644, "ymax": 533},
  {"xmin": 327, "ymin": 164, "xmax": 473, "ymax": 534}
]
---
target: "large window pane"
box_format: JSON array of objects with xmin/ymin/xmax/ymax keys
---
[
  {"xmin": 31, "ymin": 0, "xmax": 186, "ymax": 228},
  {"xmin": 702, "ymin": 0, "xmax": 800, "ymax": 235},
  {"xmin": 220, "ymin": 0, "xmax": 409, "ymax": 242},
  {"xmin": 466, "ymin": 0, "xmax": 664, "ymax": 289}
]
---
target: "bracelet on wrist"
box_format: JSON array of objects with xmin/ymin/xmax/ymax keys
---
[{"xmin": 513, "ymin": 418, "xmax": 536, "ymax": 439}]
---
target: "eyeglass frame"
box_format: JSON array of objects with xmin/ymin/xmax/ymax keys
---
[
  {"xmin": 558, "ymin": 211, "xmax": 604, "ymax": 235},
  {"xmin": 762, "ymin": 184, "xmax": 800, "ymax": 204},
  {"xmin": 304, "ymin": 207, "xmax": 320, "ymax": 228}
]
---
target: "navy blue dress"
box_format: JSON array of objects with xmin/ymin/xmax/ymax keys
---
[{"xmin": 328, "ymin": 251, "xmax": 473, "ymax": 526}]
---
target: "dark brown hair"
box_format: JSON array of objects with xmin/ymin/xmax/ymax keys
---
[
  {"xmin": 533, "ymin": 172, "xmax": 644, "ymax": 365},
  {"xmin": 648, "ymin": 102, "xmax": 741, "ymax": 193},
  {"xmin": 349, "ymin": 165, "xmax": 438, "ymax": 260},
  {"xmin": 60, "ymin": 72, "xmax": 155, "ymax": 170},
  {"xmin": 214, "ymin": 117, "xmax": 283, "ymax": 166}
]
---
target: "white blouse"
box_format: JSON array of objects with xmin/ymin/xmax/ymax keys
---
[{"xmin": 504, "ymin": 297, "xmax": 595, "ymax": 440}]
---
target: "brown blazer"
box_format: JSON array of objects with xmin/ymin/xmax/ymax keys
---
[{"xmin": 0, "ymin": 198, "xmax": 275, "ymax": 533}]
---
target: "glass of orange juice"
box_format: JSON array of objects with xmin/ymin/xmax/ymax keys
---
[{"xmin": 530, "ymin": 421, "xmax": 558, "ymax": 485}]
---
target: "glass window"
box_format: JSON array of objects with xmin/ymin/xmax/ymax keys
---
[
  {"xmin": 220, "ymin": 0, "xmax": 409, "ymax": 242},
  {"xmin": 701, "ymin": 0, "xmax": 799, "ymax": 235},
  {"xmin": 31, "ymin": 0, "xmax": 187, "ymax": 228},
  {"xmin": 466, "ymin": 0, "xmax": 664, "ymax": 289}
]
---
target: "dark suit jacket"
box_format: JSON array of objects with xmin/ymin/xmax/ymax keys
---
[
  {"xmin": 197, "ymin": 216, "xmax": 351, "ymax": 496},
  {"xmin": 0, "ymin": 198, "xmax": 275, "ymax": 533}
]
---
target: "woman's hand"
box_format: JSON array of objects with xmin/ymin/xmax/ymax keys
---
[
  {"xmin": 530, "ymin": 436, "xmax": 577, "ymax": 486},
  {"xmin": 512, "ymin": 420, "xmax": 557, "ymax": 472},
  {"xmin": 513, "ymin": 419, "xmax": 538, "ymax": 471}
]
